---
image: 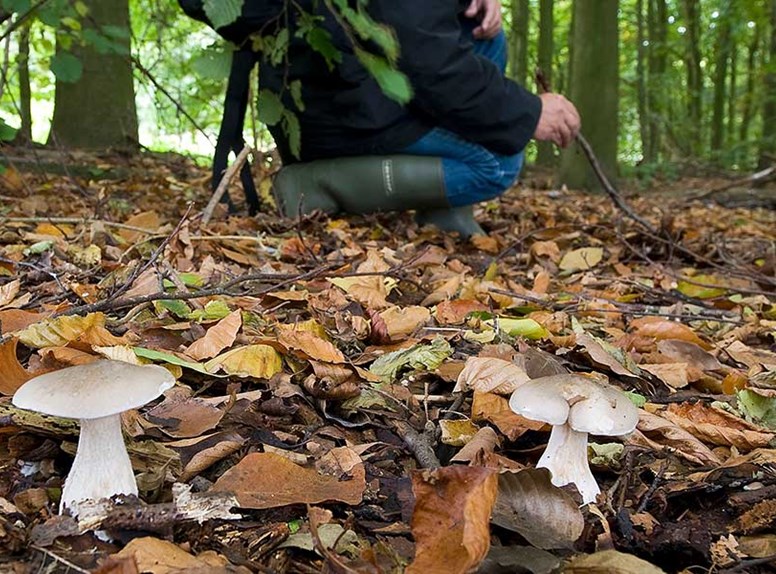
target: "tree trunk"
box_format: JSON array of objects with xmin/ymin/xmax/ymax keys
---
[
  {"xmin": 711, "ymin": 6, "xmax": 732, "ymax": 154},
  {"xmin": 636, "ymin": 0, "xmax": 651, "ymax": 163},
  {"xmin": 509, "ymin": 0, "xmax": 530, "ymax": 87},
  {"xmin": 647, "ymin": 0, "xmax": 667, "ymax": 161},
  {"xmin": 536, "ymin": 0, "xmax": 555, "ymax": 166},
  {"xmin": 738, "ymin": 27, "xmax": 759, "ymax": 147},
  {"xmin": 727, "ymin": 40, "xmax": 737, "ymax": 150},
  {"xmin": 682, "ymin": 0, "xmax": 703, "ymax": 156},
  {"xmin": 48, "ymin": 0, "xmax": 138, "ymax": 150},
  {"xmin": 558, "ymin": 0, "xmax": 619, "ymax": 191},
  {"xmin": 759, "ymin": 0, "xmax": 776, "ymax": 168},
  {"xmin": 17, "ymin": 24, "xmax": 32, "ymax": 142}
]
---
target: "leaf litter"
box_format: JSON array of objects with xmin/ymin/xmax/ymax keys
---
[{"xmin": 0, "ymin": 153, "xmax": 775, "ymax": 573}]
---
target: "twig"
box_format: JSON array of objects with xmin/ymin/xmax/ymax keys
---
[
  {"xmin": 0, "ymin": 0, "xmax": 52, "ymax": 44},
  {"xmin": 686, "ymin": 165, "xmax": 775, "ymax": 202},
  {"xmin": 202, "ymin": 145, "xmax": 254, "ymax": 225},
  {"xmin": 719, "ymin": 555, "xmax": 776, "ymax": 573},
  {"xmin": 30, "ymin": 545, "xmax": 90, "ymax": 574},
  {"xmin": 0, "ymin": 216, "xmax": 159, "ymax": 234},
  {"xmin": 535, "ymin": 68, "xmax": 658, "ymax": 235},
  {"xmin": 391, "ymin": 419, "xmax": 441, "ymax": 469}
]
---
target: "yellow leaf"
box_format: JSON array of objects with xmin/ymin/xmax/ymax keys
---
[
  {"xmin": 278, "ymin": 328, "xmax": 346, "ymax": 363},
  {"xmin": 184, "ymin": 310, "xmax": 242, "ymax": 361},
  {"xmin": 559, "ymin": 247, "xmax": 604, "ymax": 271},
  {"xmin": 17, "ymin": 313, "xmax": 106, "ymax": 349},
  {"xmin": 379, "ymin": 305, "xmax": 431, "ymax": 341},
  {"xmin": 205, "ymin": 344, "xmax": 283, "ymax": 378}
]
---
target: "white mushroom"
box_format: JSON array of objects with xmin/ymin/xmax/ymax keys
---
[
  {"xmin": 509, "ymin": 374, "xmax": 638, "ymax": 504},
  {"xmin": 12, "ymin": 360, "xmax": 175, "ymax": 516}
]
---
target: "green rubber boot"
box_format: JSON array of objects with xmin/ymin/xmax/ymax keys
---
[{"xmin": 273, "ymin": 155, "xmax": 485, "ymax": 238}]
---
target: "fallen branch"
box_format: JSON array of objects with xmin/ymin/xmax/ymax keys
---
[
  {"xmin": 686, "ymin": 165, "xmax": 775, "ymax": 202},
  {"xmin": 391, "ymin": 419, "xmax": 441, "ymax": 469},
  {"xmin": 202, "ymin": 145, "xmax": 254, "ymax": 226}
]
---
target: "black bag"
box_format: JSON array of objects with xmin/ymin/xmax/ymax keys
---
[{"xmin": 179, "ymin": 1, "xmax": 284, "ymax": 214}]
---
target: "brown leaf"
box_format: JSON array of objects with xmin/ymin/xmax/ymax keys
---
[
  {"xmin": 491, "ymin": 469, "xmax": 584, "ymax": 549},
  {"xmin": 210, "ymin": 449, "xmax": 365, "ymax": 509},
  {"xmin": 168, "ymin": 432, "xmax": 246, "ymax": 483},
  {"xmin": 0, "ymin": 279, "xmax": 20, "ymax": 307},
  {"xmin": 407, "ymin": 466, "xmax": 497, "ymax": 574},
  {"xmin": 565, "ymin": 550, "xmax": 667, "ymax": 573},
  {"xmin": 434, "ymin": 299, "xmax": 489, "ymax": 325},
  {"xmin": 471, "ymin": 391, "xmax": 545, "ymax": 441},
  {"xmin": 739, "ymin": 534, "xmax": 776, "ymax": 558},
  {"xmin": 628, "ymin": 411, "xmax": 722, "ymax": 466},
  {"xmin": 146, "ymin": 392, "xmax": 225, "ymax": 438},
  {"xmin": 530, "ymin": 240, "xmax": 560, "ymax": 262},
  {"xmin": 657, "ymin": 340, "xmax": 723, "ymax": 372},
  {"xmin": 451, "ymin": 426, "xmax": 501, "ymax": 463},
  {"xmin": 184, "ymin": 310, "xmax": 242, "ymax": 361},
  {"xmin": 92, "ymin": 557, "xmax": 140, "ymax": 574},
  {"xmin": 39, "ymin": 346, "xmax": 99, "ymax": 366},
  {"xmin": 576, "ymin": 333, "xmax": 638, "ymax": 377},
  {"xmin": 656, "ymin": 402, "xmax": 775, "ymax": 451},
  {"xmin": 559, "ymin": 247, "xmax": 603, "ymax": 271},
  {"xmin": 0, "ymin": 309, "xmax": 44, "ymax": 333},
  {"xmin": 640, "ymin": 363, "xmax": 690, "ymax": 389},
  {"xmin": 378, "ymin": 305, "xmax": 430, "ymax": 341},
  {"xmin": 118, "ymin": 211, "xmax": 161, "ymax": 243},
  {"xmin": 278, "ymin": 328, "xmax": 346, "ymax": 363},
  {"xmin": 328, "ymin": 250, "xmax": 390, "ymax": 309},
  {"xmin": 630, "ymin": 317, "xmax": 712, "ymax": 350},
  {"xmin": 454, "ymin": 356, "xmax": 530, "ymax": 395},
  {"xmin": 111, "ymin": 536, "xmax": 241, "ymax": 574},
  {"xmin": 734, "ymin": 500, "xmax": 776, "ymax": 534},
  {"xmin": 439, "ymin": 419, "xmax": 480, "ymax": 447},
  {"xmin": 0, "ymin": 337, "xmax": 32, "ymax": 395}
]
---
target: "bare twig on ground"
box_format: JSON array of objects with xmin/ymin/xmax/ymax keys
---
[
  {"xmin": 29, "ymin": 545, "xmax": 90, "ymax": 574},
  {"xmin": 391, "ymin": 419, "xmax": 441, "ymax": 469},
  {"xmin": 202, "ymin": 145, "xmax": 254, "ymax": 225},
  {"xmin": 686, "ymin": 165, "xmax": 775, "ymax": 202}
]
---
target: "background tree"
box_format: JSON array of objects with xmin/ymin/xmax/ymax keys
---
[
  {"xmin": 559, "ymin": 0, "xmax": 619, "ymax": 190},
  {"xmin": 509, "ymin": 0, "xmax": 529, "ymax": 86},
  {"xmin": 536, "ymin": 0, "xmax": 555, "ymax": 166},
  {"xmin": 760, "ymin": 0, "xmax": 776, "ymax": 168},
  {"xmin": 48, "ymin": 0, "xmax": 138, "ymax": 150}
]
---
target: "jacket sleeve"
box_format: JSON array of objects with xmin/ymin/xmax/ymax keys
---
[{"xmin": 368, "ymin": 0, "xmax": 542, "ymax": 155}]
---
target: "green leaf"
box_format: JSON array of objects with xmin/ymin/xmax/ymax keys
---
[
  {"xmin": 282, "ymin": 110, "xmax": 301, "ymax": 159},
  {"xmin": 289, "ymin": 80, "xmax": 305, "ymax": 112},
  {"xmin": 2, "ymin": 0, "xmax": 32, "ymax": 13},
  {"xmin": 258, "ymin": 89, "xmax": 284, "ymax": 126},
  {"xmin": 0, "ymin": 118, "xmax": 18, "ymax": 142},
  {"xmin": 305, "ymin": 26, "xmax": 341, "ymax": 70},
  {"xmin": 161, "ymin": 272, "xmax": 204, "ymax": 289},
  {"xmin": 23, "ymin": 240, "xmax": 54, "ymax": 256},
  {"xmin": 676, "ymin": 275, "xmax": 727, "ymax": 299},
  {"xmin": 153, "ymin": 299, "xmax": 192, "ymax": 319},
  {"xmin": 203, "ymin": 0, "xmax": 243, "ymax": 30},
  {"xmin": 133, "ymin": 347, "xmax": 223, "ymax": 376},
  {"xmin": 486, "ymin": 317, "xmax": 549, "ymax": 340},
  {"xmin": 354, "ymin": 48, "xmax": 412, "ymax": 104},
  {"xmin": 737, "ymin": 390, "xmax": 776, "ymax": 430},
  {"xmin": 269, "ymin": 28, "xmax": 289, "ymax": 66},
  {"xmin": 192, "ymin": 46, "xmax": 232, "ymax": 80},
  {"xmin": 50, "ymin": 52, "xmax": 83, "ymax": 83},
  {"xmin": 369, "ymin": 336, "xmax": 452, "ymax": 383},
  {"xmin": 189, "ymin": 300, "xmax": 232, "ymax": 322}
]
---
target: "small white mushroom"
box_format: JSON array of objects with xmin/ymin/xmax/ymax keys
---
[
  {"xmin": 12, "ymin": 360, "xmax": 175, "ymax": 516},
  {"xmin": 509, "ymin": 374, "xmax": 638, "ymax": 504}
]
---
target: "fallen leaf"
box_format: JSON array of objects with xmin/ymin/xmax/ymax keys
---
[
  {"xmin": 0, "ymin": 279, "xmax": 20, "ymax": 307},
  {"xmin": 439, "ymin": 419, "xmax": 480, "ymax": 446},
  {"xmin": 559, "ymin": 247, "xmax": 604, "ymax": 272},
  {"xmin": 480, "ymin": 545, "xmax": 560, "ymax": 574},
  {"xmin": 118, "ymin": 211, "xmax": 160, "ymax": 243},
  {"xmin": 145, "ymin": 393, "xmax": 224, "ymax": 438},
  {"xmin": 491, "ymin": 468, "xmax": 584, "ymax": 549},
  {"xmin": 564, "ymin": 549, "xmax": 667, "ymax": 573},
  {"xmin": 92, "ymin": 556, "xmax": 140, "ymax": 574},
  {"xmin": 0, "ymin": 337, "xmax": 32, "ymax": 395},
  {"xmin": 628, "ymin": 410, "xmax": 722, "ymax": 466},
  {"xmin": 0, "ymin": 309, "xmax": 44, "ymax": 333},
  {"xmin": 630, "ymin": 317, "xmax": 712, "ymax": 350},
  {"xmin": 451, "ymin": 426, "xmax": 501, "ymax": 463},
  {"xmin": 576, "ymin": 332, "xmax": 640, "ymax": 377},
  {"xmin": 16, "ymin": 312, "xmax": 106, "ymax": 348},
  {"xmin": 369, "ymin": 337, "xmax": 452, "ymax": 383},
  {"xmin": 378, "ymin": 305, "xmax": 430, "ymax": 341},
  {"xmin": 184, "ymin": 310, "xmax": 242, "ymax": 361},
  {"xmin": 454, "ymin": 356, "xmax": 530, "ymax": 395},
  {"xmin": 435, "ymin": 299, "xmax": 488, "ymax": 325},
  {"xmin": 111, "ymin": 536, "xmax": 240, "ymax": 574},
  {"xmin": 641, "ymin": 363, "xmax": 690, "ymax": 389},
  {"xmin": 205, "ymin": 345, "xmax": 284, "ymax": 378},
  {"xmin": 472, "ymin": 391, "xmax": 545, "ymax": 441},
  {"xmin": 210, "ymin": 449, "xmax": 365, "ymax": 509},
  {"xmin": 278, "ymin": 328, "xmax": 346, "ymax": 363},
  {"xmin": 739, "ymin": 534, "xmax": 776, "ymax": 558},
  {"xmin": 407, "ymin": 466, "xmax": 497, "ymax": 574}
]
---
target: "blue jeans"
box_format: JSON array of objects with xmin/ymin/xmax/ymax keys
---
[{"xmin": 401, "ymin": 21, "xmax": 525, "ymax": 207}]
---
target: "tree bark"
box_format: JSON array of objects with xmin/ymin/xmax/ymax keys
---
[
  {"xmin": 536, "ymin": 0, "xmax": 555, "ymax": 166},
  {"xmin": 48, "ymin": 0, "xmax": 138, "ymax": 150},
  {"xmin": 711, "ymin": 5, "xmax": 732, "ymax": 154},
  {"xmin": 637, "ymin": 0, "xmax": 651, "ymax": 163},
  {"xmin": 647, "ymin": 0, "xmax": 667, "ymax": 162},
  {"xmin": 759, "ymin": 0, "xmax": 776, "ymax": 168},
  {"xmin": 558, "ymin": 0, "xmax": 619, "ymax": 191},
  {"xmin": 682, "ymin": 0, "xmax": 703, "ymax": 156},
  {"xmin": 738, "ymin": 27, "xmax": 759, "ymax": 147},
  {"xmin": 17, "ymin": 23, "xmax": 32, "ymax": 142},
  {"xmin": 509, "ymin": 0, "xmax": 530, "ymax": 87}
]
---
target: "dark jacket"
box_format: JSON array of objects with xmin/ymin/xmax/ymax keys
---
[{"xmin": 183, "ymin": 0, "xmax": 542, "ymax": 163}]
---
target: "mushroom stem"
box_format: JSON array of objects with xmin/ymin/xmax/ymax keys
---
[
  {"xmin": 61, "ymin": 415, "xmax": 137, "ymax": 515},
  {"xmin": 537, "ymin": 422, "xmax": 599, "ymax": 505}
]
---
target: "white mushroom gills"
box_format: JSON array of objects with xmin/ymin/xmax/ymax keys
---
[
  {"xmin": 12, "ymin": 360, "xmax": 175, "ymax": 515},
  {"xmin": 509, "ymin": 374, "xmax": 639, "ymax": 505}
]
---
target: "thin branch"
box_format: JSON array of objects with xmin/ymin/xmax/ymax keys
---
[
  {"xmin": 0, "ymin": 0, "xmax": 52, "ymax": 44},
  {"xmin": 201, "ymin": 145, "xmax": 254, "ymax": 225}
]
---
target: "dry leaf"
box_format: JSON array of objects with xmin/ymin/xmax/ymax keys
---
[
  {"xmin": 119, "ymin": 211, "xmax": 160, "ymax": 243},
  {"xmin": 631, "ymin": 317, "xmax": 712, "ymax": 350},
  {"xmin": 491, "ymin": 469, "xmax": 584, "ymax": 549},
  {"xmin": 559, "ymin": 247, "xmax": 603, "ymax": 271},
  {"xmin": 111, "ymin": 536, "xmax": 239, "ymax": 574},
  {"xmin": 92, "ymin": 556, "xmax": 140, "ymax": 574},
  {"xmin": 451, "ymin": 426, "xmax": 501, "ymax": 463},
  {"xmin": 0, "ymin": 337, "xmax": 32, "ymax": 395},
  {"xmin": 0, "ymin": 279, "xmax": 20, "ymax": 307},
  {"xmin": 185, "ymin": 310, "xmax": 242, "ymax": 361},
  {"xmin": 472, "ymin": 391, "xmax": 544, "ymax": 440},
  {"xmin": 168, "ymin": 432, "xmax": 246, "ymax": 482},
  {"xmin": 439, "ymin": 419, "xmax": 480, "ymax": 447},
  {"xmin": 378, "ymin": 305, "xmax": 430, "ymax": 341},
  {"xmin": 576, "ymin": 332, "xmax": 638, "ymax": 377},
  {"xmin": 565, "ymin": 550, "xmax": 667, "ymax": 573},
  {"xmin": 455, "ymin": 356, "xmax": 530, "ymax": 395},
  {"xmin": 530, "ymin": 240, "xmax": 561, "ymax": 262},
  {"xmin": 145, "ymin": 394, "xmax": 224, "ymax": 438},
  {"xmin": 641, "ymin": 363, "xmax": 690, "ymax": 389},
  {"xmin": 407, "ymin": 466, "xmax": 497, "ymax": 574},
  {"xmin": 278, "ymin": 328, "xmax": 346, "ymax": 363},
  {"xmin": 628, "ymin": 410, "xmax": 722, "ymax": 466},
  {"xmin": 210, "ymin": 449, "xmax": 365, "ymax": 509},
  {"xmin": 205, "ymin": 345, "xmax": 283, "ymax": 378},
  {"xmin": 435, "ymin": 299, "xmax": 488, "ymax": 325},
  {"xmin": 0, "ymin": 309, "xmax": 44, "ymax": 333}
]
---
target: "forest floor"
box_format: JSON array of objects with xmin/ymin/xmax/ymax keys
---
[{"xmin": 0, "ymin": 148, "xmax": 775, "ymax": 574}]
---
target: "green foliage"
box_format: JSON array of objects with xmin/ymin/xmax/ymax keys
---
[
  {"xmin": 0, "ymin": 117, "xmax": 18, "ymax": 142},
  {"xmin": 257, "ymin": 89, "xmax": 284, "ymax": 126},
  {"xmin": 191, "ymin": 45, "xmax": 232, "ymax": 80},
  {"xmin": 50, "ymin": 52, "xmax": 82, "ymax": 82},
  {"xmin": 203, "ymin": 0, "xmax": 242, "ymax": 31},
  {"xmin": 354, "ymin": 48, "xmax": 413, "ymax": 104}
]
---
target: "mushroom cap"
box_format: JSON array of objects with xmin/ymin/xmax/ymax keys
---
[
  {"xmin": 509, "ymin": 374, "xmax": 639, "ymax": 436},
  {"xmin": 13, "ymin": 360, "xmax": 175, "ymax": 420}
]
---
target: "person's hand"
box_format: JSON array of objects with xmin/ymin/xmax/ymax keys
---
[
  {"xmin": 464, "ymin": 0, "xmax": 503, "ymax": 39},
  {"xmin": 533, "ymin": 93, "xmax": 581, "ymax": 148}
]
